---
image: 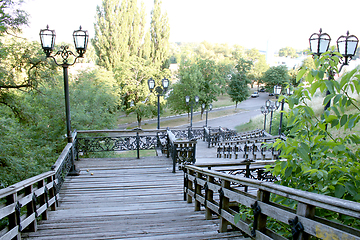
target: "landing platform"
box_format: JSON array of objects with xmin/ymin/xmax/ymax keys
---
[{"xmin": 24, "ymin": 156, "xmax": 246, "ymax": 239}]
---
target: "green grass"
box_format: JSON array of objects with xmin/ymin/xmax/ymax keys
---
[
  {"xmin": 82, "ymin": 149, "xmax": 156, "ymax": 158},
  {"xmin": 116, "ymin": 94, "xmax": 235, "ymax": 127}
]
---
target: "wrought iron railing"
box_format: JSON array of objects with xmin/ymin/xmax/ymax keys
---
[{"xmin": 75, "ymin": 129, "xmax": 168, "ymax": 159}]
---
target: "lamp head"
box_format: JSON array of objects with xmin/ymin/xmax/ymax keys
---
[
  {"xmin": 162, "ymin": 78, "xmax": 169, "ymax": 91},
  {"xmin": 337, "ymin": 31, "xmax": 359, "ymax": 65},
  {"xmin": 39, "ymin": 25, "xmax": 56, "ymax": 57},
  {"xmin": 195, "ymin": 96, "xmax": 199, "ymax": 104},
  {"xmin": 309, "ymin": 28, "xmax": 331, "ymax": 56},
  {"xmin": 73, "ymin": 26, "xmax": 89, "ymax": 57},
  {"xmin": 148, "ymin": 78, "xmax": 155, "ymax": 92}
]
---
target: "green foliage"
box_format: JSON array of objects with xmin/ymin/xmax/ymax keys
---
[
  {"xmin": 261, "ymin": 65, "xmax": 290, "ymax": 92},
  {"xmin": 278, "ymin": 46, "xmax": 298, "ymax": 58},
  {"xmin": 0, "ymin": 36, "xmax": 57, "ymax": 121},
  {"xmin": 167, "ymin": 58, "xmax": 231, "ymax": 115},
  {"xmin": 268, "ymin": 51, "xmax": 360, "ymax": 212},
  {"xmin": 93, "ymin": 0, "xmax": 149, "ymax": 71},
  {"xmin": 150, "ymin": 0, "xmax": 170, "ymax": 68},
  {"xmin": 227, "ymin": 58, "xmax": 252, "ymax": 108},
  {"xmin": 0, "ymin": 0, "xmax": 28, "ymax": 35}
]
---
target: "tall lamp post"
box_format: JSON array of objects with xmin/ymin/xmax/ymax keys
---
[
  {"xmin": 201, "ymin": 103, "xmax": 212, "ymax": 127},
  {"xmin": 40, "ymin": 25, "xmax": 88, "ymax": 176},
  {"xmin": 185, "ymin": 95, "xmax": 199, "ymax": 128},
  {"xmin": 39, "ymin": 25, "xmax": 89, "ymax": 144},
  {"xmin": 148, "ymin": 78, "xmax": 169, "ymax": 129},
  {"xmin": 278, "ymin": 87, "xmax": 294, "ymax": 136},
  {"xmin": 266, "ymin": 99, "xmax": 280, "ymax": 135},
  {"xmin": 309, "ymin": 29, "xmax": 358, "ymax": 112},
  {"xmin": 260, "ymin": 106, "xmax": 269, "ymax": 131}
]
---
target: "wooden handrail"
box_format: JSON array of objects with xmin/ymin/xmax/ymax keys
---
[{"xmin": 184, "ymin": 165, "xmax": 360, "ymax": 239}]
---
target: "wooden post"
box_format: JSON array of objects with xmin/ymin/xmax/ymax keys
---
[
  {"xmin": 194, "ymin": 172, "xmax": 201, "ymax": 211},
  {"xmin": 187, "ymin": 170, "xmax": 193, "ymax": 204},
  {"xmin": 205, "ymin": 175, "xmax": 214, "ymax": 220},
  {"xmin": 7, "ymin": 193, "xmax": 21, "ymax": 240},
  {"xmin": 25, "ymin": 185, "xmax": 37, "ymax": 232},
  {"xmin": 256, "ymin": 189, "xmax": 270, "ymax": 233},
  {"xmin": 48, "ymin": 175, "xmax": 57, "ymax": 211},
  {"xmin": 38, "ymin": 179, "xmax": 48, "ymax": 220},
  {"xmin": 219, "ymin": 180, "xmax": 230, "ymax": 233},
  {"xmin": 296, "ymin": 202, "xmax": 315, "ymax": 240}
]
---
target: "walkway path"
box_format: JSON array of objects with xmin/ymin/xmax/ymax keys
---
[{"xmin": 24, "ymin": 156, "xmax": 246, "ymax": 239}]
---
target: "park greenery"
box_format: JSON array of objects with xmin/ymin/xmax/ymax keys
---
[{"xmin": 1, "ymin": 0, "xmax": 359, "ymax": 222}]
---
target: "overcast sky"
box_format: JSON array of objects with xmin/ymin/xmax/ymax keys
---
[{"xmin": 22, "ymin": 0, "xmax": 360, "ymax": 52}]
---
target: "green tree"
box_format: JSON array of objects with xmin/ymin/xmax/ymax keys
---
[
  {"xmin": 0, "ymin": 0, "xmax": 28, "ymax": 35},
  {"xmin": 261, "ymin": 65, "xmax": 289, "ymax": 92},
  {"xmin": 245, "ymin": 48, "xmax": 269, "ymax": 88},
  {"xmin": 278, "ymin": 46, "xmax": 298, "ymax": 58},
  {"xmin": 93, "ymin": 0, "xmax": 148, "ymax": 71},
  {"xmin": 167, "ymin": 59, "xmax": 201, "ymax": 115},
  {"xmin": 0, "ymin": 36, "xmax": 57, "ymax": 121},
  {"xmin": 114, "ymin": 56, "xmax": 165, "ymax": 127},
  {"xmin": 228, "ymin": 58, "xmax": 252, "ymax": 108},
  {"xmin": 150, "ymin": 0, "xmax": 170, "ymax": 68}
]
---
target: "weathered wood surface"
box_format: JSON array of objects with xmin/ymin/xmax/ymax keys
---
[{"xmin": 23, "ymin": 156, "xmax": 246, "ymax": 239}]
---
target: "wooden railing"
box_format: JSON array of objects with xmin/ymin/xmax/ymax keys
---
[
  {"xmin": 184, "ymin": 164, "xmax": 360, "ymax": 239},
  {"xmin": 0, "ymin": 137, "xmax": 75, "ymax": 240},
  {"xmin": 167, "ymin": 130, "xmax": 197, "ymax": 173}
]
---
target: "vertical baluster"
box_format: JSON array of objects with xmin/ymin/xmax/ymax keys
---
[
  {"xmin": 219, "ymin": 180, "xmax": 230, "ymax": 233},
  {"xmin": 187, "ymin": 169, "xmax": 193, "ymax": 204},
  {"xmin": 25, "ymin": 184, "xmax": 37, "ymax": 232},
  {"xmin": 205, "ymin": 175, "xmax": 214, "ymax": 220},
  {"xmin": 7, "ymin": 193, "xmax": 21, "ymax": 239},
  {"xmin": 38, "ymin": 179, "xmax": 48, "ymax": 220},
  {"xmin": 194, "ymin": 172, "xmax": 201, "ymax": 211}
]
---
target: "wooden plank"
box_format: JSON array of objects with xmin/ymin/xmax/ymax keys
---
[{"xmin": 23, "ymin": 156, "xmax": 246, "ymax": 239}]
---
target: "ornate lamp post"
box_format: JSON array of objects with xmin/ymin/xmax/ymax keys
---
[
  {"xmin": 266, "ymin": 99, "xmax": 280, "ymax": 134},
  {"xmin": 202, "ymin": 103, "xmax": 212, "ymax": 127},
  {"xmin": 309, "ymin": 29, "xmax": 358, "ymax": 113},
  {"xmin": 260, "ymin": 105, "xmax": 269, "ymax": 131},
  {"xmin": 40, "ymin": 25, "xmax": 88, "ymax": 176},
  {"xmin": 148, "ymin": 77, "xmax": 169, "ymax": 129},
  {"xmin": 278, "ymin": 86, "xmax": 294, "ymax": 136},
  {"xmin": 39, "ymin": 25, "xmax": 89, "ymax": 143},
  {"xmin": 185, "ymin": 95, "xmax": 199, "ymax": 128}
]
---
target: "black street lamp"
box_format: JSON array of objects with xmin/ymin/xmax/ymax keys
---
[
  {"xmin": 40, "ymin": 25, "xmax": 88, "ymax": 176},
  {"xmin": 309, "ymin": 28, "xmax": 358, "ymax": 67},
  {"xmin": 309, "ymin": 29, "xmax": 358, "ymax": 113},
  {"xmin": 260, "ymin": 105, "xmax": 269, "ymax": 131},
  {"xmin": 201, "ymin": 103, "xmax": 213, "ymax": 127},
  {"xmin": 40, "ymin": 25, "xmax": 89, "ymax": 144},
  {"xmin": 266, "ymin": 99, "xmax": 280, "ymax": 135},
  {"xmin": 148, "ymin": 77, "xmax": 169, "ymax": 129},
  {"xmin": 278, "ymin": 86, "xmax": 294, "ymax": 136},
  {"xmin": 185, "ymin": 95, "xmax": 199, "ymax": 128}
]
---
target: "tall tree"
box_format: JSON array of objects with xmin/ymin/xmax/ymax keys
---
[
  {"xmin": 261, "ymin": 65, "xmax": 289, "ymax": 92},
  {"xmin": 93, "ymin": 0, "xmax": 148, "ymax": 71},
  {"xmin": 228, "ymin": 58, "xmax": 252, "ymax": 108},
  {"xmin": 150, "ymin": 0, "xmax": 170, "ymax": 68},
  {"xmin": 0, "ymin": 0, "xmax": 28, "ymax": 35},
  {"xmin": 278, "ymin": 46, "xmax": 298, "ymax": 58}
]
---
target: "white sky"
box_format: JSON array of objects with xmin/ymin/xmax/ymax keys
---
[{"xmin": 22, "ymin": 0, "xmax": 360, "ymax": 52}]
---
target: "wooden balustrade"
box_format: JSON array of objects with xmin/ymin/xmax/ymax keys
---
[
  {"xmin": 184, "ymin": 165, "xmax": 360, "ymax": 239},
  {"xmin": 0, "ymin": 172, "xmax": 58, "ymax": 240}
]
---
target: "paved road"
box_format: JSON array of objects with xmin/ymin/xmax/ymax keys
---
[
  {"xmin": 176, "ymin": 92, "xmax": 271, "ymax": 130},
  {"xmin": 118, "ymin": 91, "xmax": 271, "ymax": 130}
]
